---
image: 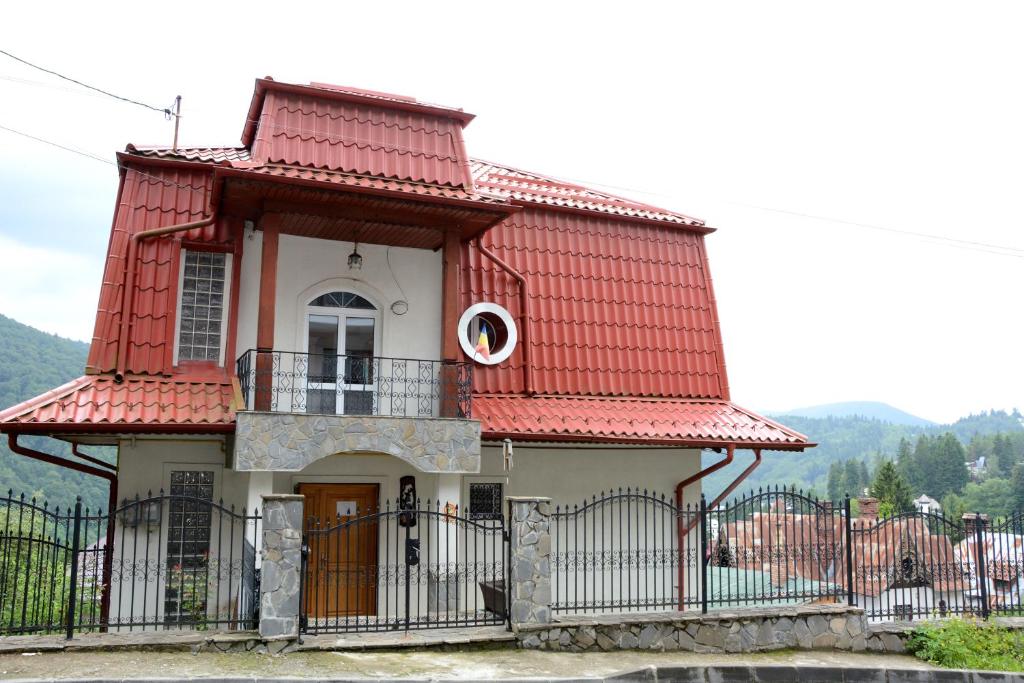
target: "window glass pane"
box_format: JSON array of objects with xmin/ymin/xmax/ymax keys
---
[
  {"xmin": 177, "ymin": 251, "xmax": 227, "ymax": 362},
  {"xmin": 345, "ymin": 317, "xmax": 374, "ymax": 357},
  {"xmin": 308, "ymin": 315, "xmax": 338, "ymax": 383},
  {"xmin": 469, "ymin": 483, "xmax": 503, "ymax": 520},
  {"xmin": 165, "ymin": 470, "xmax": 214, "ymax": 624},
  {"xmin": 309, "ymin": 291, "xmax": 375, "ymax": 309}
]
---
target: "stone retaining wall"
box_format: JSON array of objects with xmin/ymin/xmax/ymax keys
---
[{"xmin": 515, "ymin": 604, "xmax": 870, "ymax": 652}]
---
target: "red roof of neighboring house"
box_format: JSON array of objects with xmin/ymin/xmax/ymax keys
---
[
  {"xmin": 474, "ymin": 396, "xmax": 808, "ymax": 448},
  {"xmin": 0, "ymin": 375, "xmax": 235, "ymax": 432}
]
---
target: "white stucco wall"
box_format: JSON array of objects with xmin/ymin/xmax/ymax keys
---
[
  {"xmin": 471, "ymin": 443, "xmax": 703, "ymax": 505},
  {"xmin": 235, "ymin": 227, "xmax": 262, "ymax": 361},
  {"xmin": 235, "ymin": 232, "xmax": 442, "ymax": 361},
  {"xmin": 109, "ymin": 438, "xmax": 255, "ymax": 630},
  {"xmin": 113, "ymin": 439, "xmax": 704, "ymax": 623}
]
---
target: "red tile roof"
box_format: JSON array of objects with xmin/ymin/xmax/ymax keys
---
[
  {"xmin": 464, "ymin": 206, "xmax": 730, "ymax": 399},
  {"xmin": 87, "ymin": 166, "xmax": 231, "ymax": 376},
  {"xmin": 238, "ymin": 164, "xmax": 505, "ymax": 205},
  {"xmin": 249, "ymin": 86, "xmax": 474, "ymax": 189},
  {"xmin": 0, "ymin": 375, "xmax": 235, "ymax": 432},
  {"xmin": 470, "ymin": 160, "xmax": 706, "ymax": 227},
  {"xmin": 128, "ymin": 145, "xmax": 251, "ymax": 163},
  {"xmin": 473, "ymin": 396, "xmax": 809, "ymax": 448}
]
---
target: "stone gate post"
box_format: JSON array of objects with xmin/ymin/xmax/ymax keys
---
[
  {"xmin": 508, "ymin": 496, "xmax": 552, "ymax": 627},
  {"xmin": 259, "ymin": 494, "xmax": 304, "ymax": 639}
]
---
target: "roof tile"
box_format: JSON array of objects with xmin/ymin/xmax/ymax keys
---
[{"xmin": 474, "ymin": 395, "xmax": 809, "ymax": 447}]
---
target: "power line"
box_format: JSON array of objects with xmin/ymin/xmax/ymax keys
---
[
  {"xmin": 0, "ymin": 49, "xmax": 171, "ymax": 115},
  {"xmin": 0, "ymin": 124, "xmax": 112, "ymax": 166},
  {"xmin": 0, "ymin": 124, "xmax": 207, "ymax": 192},
  {"xmin": 728, "ymin": 201, "xmax": 1024, "ymax": 258}
]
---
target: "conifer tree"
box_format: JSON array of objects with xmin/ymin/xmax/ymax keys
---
[{"xmin": 870, "ymin": 460, "xmax": 914, "ymax": 515}]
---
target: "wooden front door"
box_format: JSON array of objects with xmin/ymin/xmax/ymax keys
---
[{"xmin": 299, "ymin": 483, "xmax": 379, "ymax": 619}]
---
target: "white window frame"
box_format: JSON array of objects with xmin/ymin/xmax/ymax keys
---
[{"xmin": 173, "ymin": 249, "xmax": 233, "ymax": 366}]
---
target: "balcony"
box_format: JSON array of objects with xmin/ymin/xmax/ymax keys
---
[
  {"xmin": 233, "ymin": 350, "xmax": 480, "ymax": 474},
  {"xmin": 235, "ymin": 349, "xmax": 473, "ymax": 419}
]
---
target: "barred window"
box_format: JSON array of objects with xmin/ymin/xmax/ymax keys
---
[
  {"xmin": 468, "ymin": 482, "xmax": 503, "ymax": 520},
  {"xmin": 178, "ymin": 251, "xmax": 227, "ymax": 362}
]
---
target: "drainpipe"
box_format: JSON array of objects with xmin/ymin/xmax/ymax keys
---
[
  {"xmin": 672, "ymin": 446, "xmax": 766, "ymax": 609},
  {"xmin": 115, "ymin": 214, "xmax": 217, "ymax": 380},
  {"xmin": 474, "ymin": 237, "xmax": 534, "ymax": 395},
  {"xmin": 708, "ymin": 448, "xmax": 762, "ymax": 510},
  {"xmin": 8, "ymin": 434, "xmax": 118, "ymax": 626},
  {"xmin": 71, "ymin": 444, "xmax": 117, "ymax": 472},
  {"xmin": 675, "ymin": 444, "xmax": 734, "ymax": 610}
]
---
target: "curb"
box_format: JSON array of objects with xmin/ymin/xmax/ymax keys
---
[{"xmin": 1, "ymin": 665, "xmax": 1022, "ymax": 682}]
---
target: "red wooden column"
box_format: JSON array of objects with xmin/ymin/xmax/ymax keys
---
[
  {"xmin": 254, "ymin": 216, "xmax": 280, "ymax": 411},
  {"xmin": 439, "ymin": 230, "xmax": 462, "ymax": 417}
]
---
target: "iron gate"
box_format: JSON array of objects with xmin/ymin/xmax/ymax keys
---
[{"xmin": 299, "ymin": 498, "xmax": 508, "ymax": 633}]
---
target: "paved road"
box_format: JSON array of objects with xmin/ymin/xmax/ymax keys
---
[{"xmin": 0, "ymin": 648, "xmax": 950, "ymax": 681}]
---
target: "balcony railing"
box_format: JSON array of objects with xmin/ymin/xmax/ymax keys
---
[{"xmin": 235, "ymin": 350, "xmax": 472, "ymax": 418}]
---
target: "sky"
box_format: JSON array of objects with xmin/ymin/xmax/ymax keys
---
[{"xmin": 0, "ymin": 2, "xmax": 1021, "ymax": 424}]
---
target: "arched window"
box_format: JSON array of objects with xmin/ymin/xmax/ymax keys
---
[
  {"xmin": 308, "ymin": 291, "xmax": 376, "ymax": 310},
  {"xmin": 305, "ymin": 291, "xmax": 379, "ymax": 415}
]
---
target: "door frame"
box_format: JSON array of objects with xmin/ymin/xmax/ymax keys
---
[{"xmin": 298, "ymin": 482, "xmax": 382, "ymax": 620}]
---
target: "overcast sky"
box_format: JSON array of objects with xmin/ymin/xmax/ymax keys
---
[{"xmin": 1, "ymin": 2, "xmax": 1021, "ymax": 423}]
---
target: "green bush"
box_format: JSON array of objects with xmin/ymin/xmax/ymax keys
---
[{"xmin": 906, "ymin": 617, "xmax": 1024, "ymax": 672}]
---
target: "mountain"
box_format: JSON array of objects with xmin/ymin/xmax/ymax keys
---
[
  {"xmin": 0, "ymin": 314, "xmax": 113, "ymax": 510},
  {"xmin": 775, "ymin": 401, "xmax": 935, "ymax": 427},
  {"xmin": 702, "ymin": 408, "xmax": 1023, "ymax": 502}
]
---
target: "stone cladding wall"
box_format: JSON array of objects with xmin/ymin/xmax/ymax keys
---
[{"xmin": 235, "ymin": 412, "xmax": 480, "ymax": 473}]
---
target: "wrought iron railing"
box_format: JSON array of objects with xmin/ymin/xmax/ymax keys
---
[
  {"xmin": 551, "ymin": 487, "xmax": 1024, "ymax": 622},
  {"xmin": 236, "ymin": 350, "xmax": 472, "ymax": 418},
  {"xmin": 300, "ymin": 498, "xmax": 507, "ymax": 633},
  {"xmin": 0, "ymin": 490, "xmax": 260, "ymax": 636}
]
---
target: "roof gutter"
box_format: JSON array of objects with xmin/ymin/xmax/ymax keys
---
[
  {"xmin": 474, "ymin": 237, "xmax": 534, "ymax": 395},
  {"xmin": 115, "ymin": 215, "xmax": 217, "ymax": 380}
]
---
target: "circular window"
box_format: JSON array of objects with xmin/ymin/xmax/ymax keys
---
[{"xmin": 458, "ymin": 302, "xmax": 517, "ymax": 365}]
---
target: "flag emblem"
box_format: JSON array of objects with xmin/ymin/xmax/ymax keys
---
[{"xmin": 474, "ymin": 320, "xmax": 491, "ymax": 361}]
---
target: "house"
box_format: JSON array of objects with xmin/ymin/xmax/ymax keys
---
[
  {"xmin": 0, "ymin": 77, "xmax": 809, "ymax": 631},
  {"xmin": 913, "ymin": 495, "xmax": 941, "ymax": 515},
  {"xmin": 714, "ymin": 497, "xmax": 969, "ymax": 621},
  {"xmin": 955, "ymin": 516, "xmax": 1024, "ymax": 614}
]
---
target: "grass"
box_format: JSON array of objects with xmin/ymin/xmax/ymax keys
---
[{"xmin": 906, "ymin": 617, "xmax": 1024, "ymax": 673}]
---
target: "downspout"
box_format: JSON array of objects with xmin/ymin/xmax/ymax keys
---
[
  {"xmin": 474, "ymin": 237, "xmax": 534, "ymax": 395},
  {"xmin": 675, "ymin": 444, "xmax": 734, "ymax": 610},
  {"xmin": 8, "ymin": 434, "xmax": 118, "ymax": 627},
  {"xmin": 71, "ymin": 444, "xmax": 117, "ymax": 472},
  {"xmin": 709, "ymin": 448, "xmax": 762, "ymax": 510},
  {"xmin": 115, "ymin": 214, "xmax": 217, "ymax": 380},
  {"xmin": 672, "ymin": 445, "xmax": 766, "ymax": 609}
]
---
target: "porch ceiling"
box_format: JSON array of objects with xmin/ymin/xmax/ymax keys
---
[{"xmin": 221, "ymin": 177, "xmax": 512, "ymax": 249}]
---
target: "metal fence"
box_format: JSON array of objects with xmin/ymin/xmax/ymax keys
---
[
  {"xmin": 0, "ymin": 490, "xmax": 260, "ymax": 636},
  {"xmin": 300, "ymin": 498, "xmax": 507, "ymax": 633},
  {"xmin": 236, "ymin": 349, "xmax": 473, "ymax": 418},
  {"xmin": 552, "ymin": 487, "xmax": 1024, "ymax": 621}
]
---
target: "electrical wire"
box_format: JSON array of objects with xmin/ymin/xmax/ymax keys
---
[
  {"xmin": 0, "ymin": 123, "xmax": 208, "ymax": 192},
  {"xmin": 0, "ymin": 49, "xmax": 171, "ymax": 115},
  {"xmin": 0, "ymin": 124, "xmax": 112, "ymax": 166}
]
